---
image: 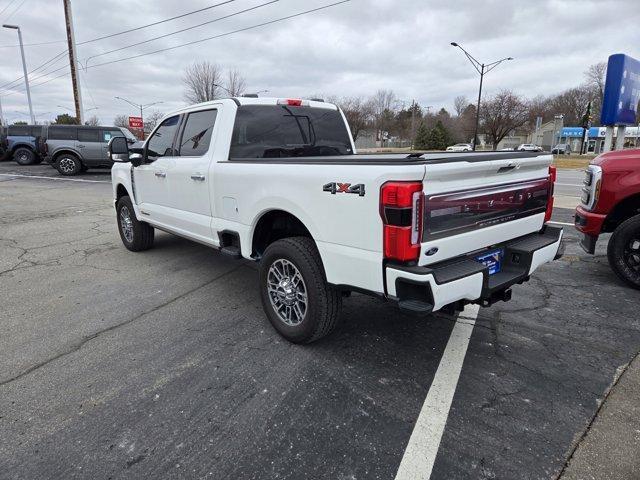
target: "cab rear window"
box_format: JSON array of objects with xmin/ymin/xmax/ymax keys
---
[{"xmin": 229, "ymin": 105, "xmax": 352, "ymax": 159}]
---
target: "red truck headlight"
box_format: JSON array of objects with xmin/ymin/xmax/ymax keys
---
[{"xmin": 380, "ymin": 181, "xmax": 423, "ymax": 262}]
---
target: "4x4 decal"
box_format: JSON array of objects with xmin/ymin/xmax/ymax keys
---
[{"xmin": 323, "ymin": 182, "xmax": 365, "ymax": 197}]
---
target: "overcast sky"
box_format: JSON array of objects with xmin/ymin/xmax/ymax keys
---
[{"xmin": 0, "ymin": 0, "xmax": 638, "ymax": 125}]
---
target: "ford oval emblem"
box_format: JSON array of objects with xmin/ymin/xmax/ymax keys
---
[{"xmin": 425, "ymin": 247, "xmax": 439, "ymax": 256}]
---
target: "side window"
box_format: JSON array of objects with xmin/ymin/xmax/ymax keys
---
[
  {"xmin": 178, "ymin": 110, "xmax": 217, "ymax": 157},
  {"xmin": 9, "ymin": 125, "xmax": 29, "ymax": 136},
  {"xmin": 47, "ymin": 127, "xmax": 77, "ymax": 141},
  {"xmin": 77, "ymin": 129, "xmax": 100, "ymax": 142},
  {"xmin": 30, "ymin": 126, "xmax": 43, "ymax": 137},
  {"xmin": 102, "ymin": 129, "xmax": 123, "ymax": 143},
  {"xmin": 145, "ymin": 115, "xmax": 180, "ymax": 162}
]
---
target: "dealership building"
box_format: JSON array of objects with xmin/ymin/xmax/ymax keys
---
[{"xmin": 557, "ymin": 126, "xmax": 640, "ymax": 153}]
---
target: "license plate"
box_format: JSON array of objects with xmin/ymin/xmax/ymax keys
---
[{"xmin": 476, "ymin": 249, "xmax": 503, "ymax": 275}]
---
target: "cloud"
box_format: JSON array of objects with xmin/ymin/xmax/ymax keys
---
[{"xmin": 0, "ymin": 0, "xmax": 637, "ymax": 125}]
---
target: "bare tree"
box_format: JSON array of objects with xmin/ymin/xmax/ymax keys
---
[
  {"xmin": 585, "ymin": 62, "xmax": 607, "ymax": 98},
  {"xmin": 225, "ymin": 69, "xmax": 247, "ymax": 97},
  {"xmin": 113, "ymin": 114, "xmax": 128, "ymax": 128},
  {"xmin": 454, "ymin": 95, "xmax": 469, "ymax": 116},
  {"xmin": 333, "ymin": 96, "xmax": 374, "ymax": 141},
  {"xmin": 183, "ymin": 61, "xmax": 223, "ymax": 104},
  {"xmin": 481, "ymin": 90, "xmax": 530, "ymax": 149},
  {"xmin": 370, "ymin": 89, "xmax": 397, "ymax": 144},
  {"xmin": 549, "ymin": 86, "xmax": 592, "ymax": 126},
  {"xmin": 144, "ymin": 110, "xmax": 165, "ymax": 134},
  {"xmin": 84, "ymin": 115, "xmax": 100, "ymax": 126},
  {"xmin": 371, "ymin": 89, "xmax": 397, "ymax": 118}
]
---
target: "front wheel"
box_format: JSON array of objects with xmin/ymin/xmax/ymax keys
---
[
  {"xmin": 607, "ymin": 215, "xmax": 640, "ymax": 289},
  {"xmin": 116, "ymin": 196, "xmax": 154, "ymax": 252},
  {"xmin": 56, "ymin": 154, "xmax": 82, "ymax": 176},
  {"xmin": 259, "ymin": 237, "xmax": 342, "ymax": 343}
]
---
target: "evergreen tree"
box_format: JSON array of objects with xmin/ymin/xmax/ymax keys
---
[
  {"xmin": 427, "ymin": 121, "xmax": 451, "ymax": 150},
  {"xmin": 414, "ymin": 122, "xmax": 430, "ymax": 149}
]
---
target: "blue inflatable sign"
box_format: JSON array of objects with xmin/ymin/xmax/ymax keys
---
[{"xmin": 601, "ymin": 54, "xmax": 640, "ymax": 126}]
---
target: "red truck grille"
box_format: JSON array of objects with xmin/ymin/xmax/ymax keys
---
[{"xmin": 423, "ymin": 178, "xmax": 551, "ymax": 240}]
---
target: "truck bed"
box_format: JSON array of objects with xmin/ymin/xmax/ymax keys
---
[{"xmin": 228, "ymin": 151, "xmax": 547, "ymax": 165}]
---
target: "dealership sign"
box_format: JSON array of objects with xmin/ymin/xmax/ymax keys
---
[
  {"xmin": 600, "ymin": 54, "xmax": 640, "ymax": 126},
  {"xmin": 128, "ymin": 116, "xmax": 144, "ymax": 129}
]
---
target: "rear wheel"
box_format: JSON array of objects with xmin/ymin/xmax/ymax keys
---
[
  {"xmin": 14, "ymin": 147, "xmax": 35, "ymax": 165},
  {"xmin": 607, "ymin": 215, "xmax": 640, "ymax": 289},
  {"xmin": 56, "ymin": 154, "xmax": 82, "ymax": 176},
  {"xmin": 259, "ymin": 237, "xmax": 342, "ymax": 343},
  {"xmin": 116, "ymin": 196, "xmax": 154, "ymax": 252}
]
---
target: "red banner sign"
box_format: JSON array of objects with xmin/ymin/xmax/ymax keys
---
[{"xmin": 128, "ymin": 116, "xmax": 143, "ymax": 129}]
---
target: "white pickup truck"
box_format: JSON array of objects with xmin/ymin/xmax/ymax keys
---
[{"xmin": 109, "ymin": 97, "xmax": 564, "ymax": 343}]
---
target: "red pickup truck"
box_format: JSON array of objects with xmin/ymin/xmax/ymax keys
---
[{"xmin": 575, "ymin": 148, "xmax": 640, "ymax": 289}]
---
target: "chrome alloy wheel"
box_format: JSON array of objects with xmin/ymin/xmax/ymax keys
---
[
  {"xmin": 58, "ymin": 157, "xmax": 76, "ymax": 174},
  {"xmin": 119, "ymin": 205, "xmax": 134, "ymax": 243},
  {"xmin": 18, "ymin": 152, "xmax": 29, "ymax": 163},
  {"xmin": 267, "ymin": 259, "xmax": 308, "ymax": 326}
]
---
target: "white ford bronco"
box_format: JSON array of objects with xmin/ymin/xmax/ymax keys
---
[{"xmin": 109, "ymin": 97, "xmax": 563, "ymax": 343}]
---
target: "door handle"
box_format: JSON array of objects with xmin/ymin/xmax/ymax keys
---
[
  {"xmin": 155, "ymin": 171, "xmax": 166, "ymax": 178},
  {"xmin": 77, "ymin": 144, "xmax": 85, "ymax": 148},
  {"xmin": 190, "ymin": 174, "xmax": 206, "ymax": 181}
]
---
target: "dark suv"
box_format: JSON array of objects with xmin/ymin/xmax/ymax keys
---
[
  {"xmin": 44, "ymin": 125, "xmax": 139, "ymax": 175},
  {"xmin": 1, "ymin": 124, "xmax": 45, "ymax": 165}
]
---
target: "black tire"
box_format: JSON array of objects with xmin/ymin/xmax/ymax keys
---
[
  {"xmin": 55, "ymin": 153, "xmax": 82, "ymax": 176},
  {"xmin": 116, "ymin": 196, "xmax": 154, "ymax": 252},
  {"xmin": 14, "ymin": 147, "xmax": 36, "ymax": 165},
  {"xmin": 607, "ymin": 215, "xmax": 640, "ymax": 289},
  {"xmin": 259, "ymin": 237, "xmax": 342, "ymax": 343}
]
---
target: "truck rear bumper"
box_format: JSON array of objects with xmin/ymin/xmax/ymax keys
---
[{"xmin": 385, "ymin": 226, "xmax": 563, "ymax": 314}]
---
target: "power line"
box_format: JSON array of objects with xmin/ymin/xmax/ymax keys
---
[
  {"xmin": 0, "ymin": 48, "xmax": 68, "ymax": 91},
  {"xmin": 0, "ymin": 1, "xmax": 351, "ymax": 99},
  {"xmin": 0, "ymin": 0, "xmax": 242, "ymax": 92},
  {"xmin": 3, "ymin": 0, "xmax": 27, "ymax": 21},
  {"xmin": 0, "ymin": 0, "xmax": 236, "ymax": 48},
  {"xmin": 1, "ymin": 68, "xmax": 70, "ymax": 98},
  {"xmin": 85, "ymin": 0, "xmax": 278, "ymax": 66},
  {"xmin": 78, "ymin": 0, "xmax": 236, "ymax": 46},
  {"xmin": 86, "ymin": 0, "xmax": 351, "ymax": 70},
  {"xmin": 0, "ymin": 0, "xmax": 18, "ymax": 17}
]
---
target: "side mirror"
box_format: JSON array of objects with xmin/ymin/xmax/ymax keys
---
[
  {"xmin": 108, "ymin": 136, "xmax": 129, "ymax": 162},
  {"xmin": 109, "ymin": 136, "xmax": 143, "ymax": 167}
]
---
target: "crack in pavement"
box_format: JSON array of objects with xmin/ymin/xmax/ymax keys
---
[{"xmin": 0, "ymin": 264, "xmax": 246, "ymax": 388}]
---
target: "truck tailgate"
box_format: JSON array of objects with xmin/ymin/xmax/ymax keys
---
[{"xmin": 418, "ymin": 154, "xmax": 553, "ymax": 266}]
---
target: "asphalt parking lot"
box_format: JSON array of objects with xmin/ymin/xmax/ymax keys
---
[{"xmin": 1, "ymin": 163, "xmax": 639, "ymax": 480}]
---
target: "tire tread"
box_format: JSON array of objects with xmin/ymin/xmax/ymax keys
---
[{"xmin": 261, "ymin": 237, "xmax": 341, "ymax": 343}]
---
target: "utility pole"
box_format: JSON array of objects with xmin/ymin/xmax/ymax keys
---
[
  {"xmin": 63, "ymin": 0, "xmax": 84, "ymax": 124},
  {"xmin": 410, "ymin": 99, "xmax": 416, "ymax": 147},
  {"xmin": 3, "ymin": 24, "xmax": 34, "ymax": 124}
]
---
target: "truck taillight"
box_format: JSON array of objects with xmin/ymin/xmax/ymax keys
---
[
  {"xmin": 544, "ymin": 165, "xmax": 556, "ymax": 223},
  {"xmin": 380, "ymin": 181, "xmax": 423, "ymax": 262}
]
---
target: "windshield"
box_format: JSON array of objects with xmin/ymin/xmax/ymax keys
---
[
  {"xmin": 120, "ymin": 128, "xmax": 138, "ymax": 142},
  {"xmin": 229, "ymin": 105, "xmax": 353, "ymax": 159}
]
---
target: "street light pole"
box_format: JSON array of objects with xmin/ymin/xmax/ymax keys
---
[
  {"xmin": 3, "ymin": 24, "xmax": 35, "ymax": 124},
  {"xmin": 450, "ymin": 42, "xmax": 513, "ymax": 151},
  {"xmin": 115, "ymin": 96, "xmax": 164, "ymax": 139},
  {"xmin": 473, "ymin": 64, "xmax": 484, "ymax": 152}
]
